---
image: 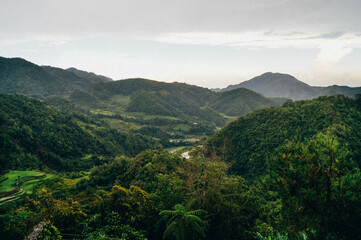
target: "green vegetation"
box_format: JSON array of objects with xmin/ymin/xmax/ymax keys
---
[
  {"xmin": 0, "ymin": 57, "xmax": 288, "ymax": 150},
  {"xmin": 0, "ymin": 171, "xmax": 53, "ymax": 206},
  {"xmin": 160, "ymin": 204, "xmax": 207, "ymax": 240},
  {"xmin": 210, "ymin": 87, "xmax": 279, "ymax": 116},
  {"xmin": 0, "ymin": 57, "xmax": 67, "ymax": 98},
  {"xmin": 0, "ymin": 94, "xmax": 161, "ymax": 171},
  {"xmin": 205, "ymin": 95, "xmax": 361, "ymax": 179},
  {"xmin": 0, "ymin": 171, "xmax": 46, "ymax": 193},
  {"xmin": 1, "ymin": 57, "xmax": 361, "ymax": 240}
]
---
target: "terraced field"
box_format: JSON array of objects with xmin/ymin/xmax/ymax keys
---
[{"xmin": 0, "ymin": 171, "xmax": 53, "ymax": 205}]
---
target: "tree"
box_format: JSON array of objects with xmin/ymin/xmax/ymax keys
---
[
  {"xmin": 159, "ymin": 204, "xmax": 207, "ymax": 240},
  {"xmin": 267, "ymin": 132, "xmax": 361, "ymax": 239}
]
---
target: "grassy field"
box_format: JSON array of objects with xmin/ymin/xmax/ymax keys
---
[{"xmin": 0, "ymin": 171, "xmax": 53, "ymax": 194}]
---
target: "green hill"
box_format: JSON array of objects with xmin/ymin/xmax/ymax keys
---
[
  {"xmin": 0, "ymin": 94, "xmax": 161, "ymax": 171},
  {"xmin": 0, "ymin": 57, "xmax": 112, "ymax": 99},
  {"xmin": 42, "ymin": 66, "xmax": 96, "ymax": 91},
  {"xmin": 204, "ymin": 95, "xmax": 361, "ymax": 179},
  {"xmin": 0, "ymin": 56, "xmax": 283, "ymax": 127},
  {"xmin": 210, "ymin": 87, "xmax": 278, "ymax": 116},
  {"xmin": 66, "ymin": 67, "xmax": 113, "ymax": 83},
  {"xmin": 0, "ymin": 57, "xmax": 285, "ymax": 143},
  {"xmin": 89, "ymin": 78, "xmax": 279, "ymax": 125},
  {"xmin": 0, "ymin": 57, "xmax": 68, "ymax": 98}
]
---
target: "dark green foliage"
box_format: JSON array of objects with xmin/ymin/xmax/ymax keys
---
[
  {"xmin": 205, "ymin": 96, "xmax": 361, "ymax": 179},
  {"xmin": 127, "ymin": 150, "xmax": 185, "ymax": 192},
  {"xmin": 0, "ymin": 58, "xmax": 109, "ymax": 100},
  {"xmin": 0, "ymin": 57, "xmax": 67, "ymax": 98},
  {"xmin": 65, "ymin": 67, "xmax": 113, "ymax": 83},
  {"xmin": 265, "ymin": 133, "xmax": 361, "ymax": 239},
  {"xmin": 2, "ymin": 57, "xmax": 361, "ymax": 240},
  {"xmin": 160, "ymin": 204, "xmax": 207, "ymax": 240},
  {"xmin": 0, "ymin": 94, "xmax": 161, "ymax": 171},
  {"xmin": 0, "ymin": 209, "xmax": 35, "ymax": 240},
  {"xmin": 126, "ymin": 90, "xmax": 181, "ymax": 117},
  {"xmin": 89, "ymin": 78, "xmax": 279, "ymax": 127},
  {"xmin": 37, "ymin": 222, "xmax": 62, "ymax": 240},
  {"xmin": 69, "ymin": 90, "xmax": 101, "ymax": 107},
  {"xmin": 42, "ymin": 66, "xmax": 95, "ymax": 91},
  {"xmin": 211, "ymin": 87, "xmax": 277, "ymax": 116}
]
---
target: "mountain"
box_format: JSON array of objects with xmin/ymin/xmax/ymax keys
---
[
  {"xmin": 0, "ymin": 94, "xmax": 161, "ymax": 171},
  {"xmin": 0, "ymin": 57, "xmax": 111, "ymax": 99},
  {"xmin": 66, "ymin": 67, "xmax": 113, "ymax": 83},
  {"xmin": 0, "ymin": 56, "xmax": 284, "ymax": 143},
  {"xmin": 0, "ymin": 57, "xmax": 69, "ymax": 98},
  {"xmin": 220, "ymin": 72, "xmax": 361, "ymax": 100},
  {"xmin": 210, "ymin": 87, "xmax": 280, "ymax": 116},
  {"xmin": 204, "ymin": 95, "xmax": 361, "ymax": 179},
  {"xmin": 87, "ymin": 78, "xmax": 280, "ymax": 125},
  {"xmin": 89, "ymin": 78, "xmax": 227, "ymax": 127},
  {"xmin": 42, "ymin": 66, "xmax": 100, "ymax": 91}
]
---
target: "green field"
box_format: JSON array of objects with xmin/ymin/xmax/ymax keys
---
[{"xmin": 0, "ymin": 171, "xmax": 54, "ymax": 205}]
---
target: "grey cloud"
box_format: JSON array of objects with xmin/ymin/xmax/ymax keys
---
[
  {"xmin": 1, "ymin": 0, "xmax": 361, "ymax": 41},
  {"xmin": 306, "ymin": 31, "xmax": 346, "ymax": 39}
]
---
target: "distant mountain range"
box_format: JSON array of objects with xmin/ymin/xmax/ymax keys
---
[
  {"xmin": 218, "ymin": 72, "xmax": 361, "ymax": 100},
  {"xmin": 0, "ymin": 56, "xmax": 112, "ymax": 98},
  {"xmin": 1, "ymin": 56, "xmax": 360, "ymax": 132},
  {"xmin": 0, "ymin": 57, "xmax": 281, "ymax": 121}
]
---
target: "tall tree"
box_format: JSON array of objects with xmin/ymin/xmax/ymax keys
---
[
  {"xmin": 267, "ymin": 132, "xmax": 361, "ymax": 239},
  {"xmin": 159, "ymin": 204, "xmax": 207, "ymax": 240}
]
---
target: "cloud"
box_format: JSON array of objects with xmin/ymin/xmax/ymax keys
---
[
  {"xmin": 154, "ymin": 31, "xmax": 361, "ymax": 50},
  {"xmin": 306, "ymin": 31, "xmax": 346, "ymax": 39},
  {"xmin": 314, "ymin": 42, "xmax": 353, "ymax": 64}
]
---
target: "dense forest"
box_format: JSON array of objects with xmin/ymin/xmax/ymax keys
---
[
  {"xmin": 0, "ymin": 94, "xmax": 161, "ymax": 171},
  {"xmin": 1, "ymin": 57, "xmax": 361, "ymax": 240},
  {"xmin": 1, "ymin": 95, "xmax": 361, "ymax": 239},
  {"xmin": 205, "ymin": 95, "xmax": 361, "ymax": 179}
]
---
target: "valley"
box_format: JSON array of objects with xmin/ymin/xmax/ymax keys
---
[{"xmin": 0, "ymin": 56, "xmax": 361, "ymax": 240}]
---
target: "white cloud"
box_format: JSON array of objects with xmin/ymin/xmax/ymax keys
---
[
  {"xmin": 314, "ymin": 42, "xmax": 353, "ymax": 64},
  {"xmin": 154, "ymin": 31, "xmax": 361, "ymax": 49}
]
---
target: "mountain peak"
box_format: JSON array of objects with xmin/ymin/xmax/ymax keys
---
[{"xmin": 221, "ymin": 72, "xmax": 314, "ymax": 100}]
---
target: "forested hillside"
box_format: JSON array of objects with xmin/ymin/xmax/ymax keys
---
[
  {"xmin": 0, "ymin": 57, "xmax": 68, "ymax": 98},
  {"xmin": 204, "ymin": 95, "xmax": 361, "ymax": 179},
  {"xmin": 0, "ymin": 94, "xmax": 160, "ymax": 171},
  {"xmin": 0, "ymin": 57, "xmax": 283, "ymax": 146},
  {"xmin": 210, "ymin": 87, "xmax": 279, "ymax": 116},
  {"xmin": 66, "ymin": 67, "xmax": 113, "ymax": 83},
  {"xmin": 1, "ymin": 56, "xmax": 361, "ymax": 240}
]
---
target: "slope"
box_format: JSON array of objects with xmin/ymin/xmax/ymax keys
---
[
  {"xmin": 0, "ymin": 57, "xmax": 68, "ymax": 98},
  {"xmin": 0, "ymin": 94, "xmax": 161, "ymax": 171},
  {"xmin": 209, "ymin": 87, "xmax": 278, "ymax": 116},
  {"xmin": 90, "ymin": 78, "xmax": 226, "ymax": 126},
  {"xmin": 42, "ymin": 66, "xmax": 96, "ymax": 91},
  {"xmin": 222, "ymin": 72, "xmax": 316, "ymax": 100},
  {"xmin": 221, "ymin": 72, "xmax": 361, "ymax": 100},
  {"xmin": 89, "ymin": 78, "xmax": 280, "ymax": 124},
  {"xmin": 204, "ymin": 95, "xmax": 361, "ymax": 179},
  {"xmin": 66, "ymin": 67, "xmax": 113, "ymax": 83}
]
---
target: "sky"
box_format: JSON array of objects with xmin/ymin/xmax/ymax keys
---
[{"xmin": 1, "ymin": 0, "xmax": 361, "ymax": 88}]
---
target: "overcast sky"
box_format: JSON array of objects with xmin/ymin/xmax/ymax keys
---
[{"xmin": 1, "ymin": 0, "xmax": 361, "ymax": 88}]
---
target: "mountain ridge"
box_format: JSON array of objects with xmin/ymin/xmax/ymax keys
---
[{"xmin": 219, "ymin": 72, "xmax": 361, "ymax": 100}]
